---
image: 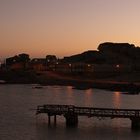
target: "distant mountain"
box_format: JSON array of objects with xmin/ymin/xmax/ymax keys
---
[{"xmin": 62, "ymin": 50, "xmax": 104, "ymax": 64}]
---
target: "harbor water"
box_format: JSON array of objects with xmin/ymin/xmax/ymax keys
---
[{"xmin": 0, "ymin": 84, "xmax": 140, "ymax": 140}]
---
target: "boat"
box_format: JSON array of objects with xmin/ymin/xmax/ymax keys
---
[
  {"xmin": 32, "ymin": 86, "xmax": 43, "ymax": 89},
  {"xmin": 72, "ymin": 86, "xmax": 90, "ymax": 90},
  {"xmin": 121, "ymin": 90, "xmax": 139, "ymax": 95},
  {"xmin": 0, "ymin": 80, "xmax": 6, "ymax": 84}
]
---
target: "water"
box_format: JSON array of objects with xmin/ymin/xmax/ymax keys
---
[{"xmin": 0, "ymin": 84, "xmax": 140, "ymax": 140}]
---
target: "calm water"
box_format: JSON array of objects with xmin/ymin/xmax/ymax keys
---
[{"xmin": 0, "ymin": 84, "xmax": 140, "ymax": 140}]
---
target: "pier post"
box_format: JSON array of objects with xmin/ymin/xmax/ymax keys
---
[
  {"xmin": 48, "ymin": 114, "xmax": 51, "ymax": 124},
  {"xmin": 54, "ymin": 115, "xmax": 56, "ymax": 124},
  {"xmin": 131, "ymin": 118, "xmax": 140, "ymax": 129},
  {"xmin": 64, "ymin": 113, "xmax": 78, "ymax": 127}
]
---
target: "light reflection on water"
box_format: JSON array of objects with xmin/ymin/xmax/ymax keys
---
[
  {"xmin": 0, "ymin": 85, "xmax": 140, "ymax": 140},
  {"xmin": 113, "ymin": 91, "xmax": 121, "ymax": 109}
]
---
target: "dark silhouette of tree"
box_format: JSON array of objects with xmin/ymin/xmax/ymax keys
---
[
  {"xmin": 98, "ymin": 42, "xmax": 135, "ymax": 53},
  {"xmin": 18, "ymin": 53, "xmax": 30, "ymax": 62},
  {"xmin": 97, "ymin": 42, "xmax": 140, "ymax": 64},
  {"xmin": 6, "ymin": 53, "xmax": 30, "ymax": 70}
]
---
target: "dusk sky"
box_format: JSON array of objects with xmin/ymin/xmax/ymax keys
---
[{"xmin": 1, "ymin": 0, "xmax": 140, "ymax": 59}]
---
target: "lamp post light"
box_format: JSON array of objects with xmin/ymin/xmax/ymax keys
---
[
  {"xmin": 115, "ymin": 64, "xmax": 120, "ymax": 73},
  {"xmin": 69, "ymin": 63, "xmax": 72, "ymax": 72},
  {"xmin": 87, "ymin": 64, "xmax": 91, "ymax": 67},
  {"xmin": 116, "ymin": 64, "xmax": 120, "ymax": 68},
  {"xmin": 54, "ymin": 62, "xmax": 59, "ymax": 71}
]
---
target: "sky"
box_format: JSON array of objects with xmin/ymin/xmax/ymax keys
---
[{"xmin": 1, "ymin": 0, "xmax": 140, "ymax": 59}]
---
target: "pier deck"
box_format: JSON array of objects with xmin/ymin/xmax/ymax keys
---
[{"xmin": 36, "ymin": 104, "xmax": 140, "ymax": 129}]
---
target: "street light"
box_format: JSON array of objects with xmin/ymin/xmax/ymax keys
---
[
  {"xmin": 69, "ymin": 63, "xmax": 72, "ymax": 72},
  {"xmin": 116, "ymin": 64, "xmax": 120, "ymax": 68}
]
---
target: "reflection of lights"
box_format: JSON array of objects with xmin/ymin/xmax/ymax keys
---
[
  {"xmin": 115, "ymin": 91, "xmax": 120, "ymax": 96},
  {"xmin": 114, "ymin": 91, "xmax": 121, "ymax": 108},
  {"xmin": 67, "ymin": 86, "xmax": 73, "ymax": 90},
  {"xmin": 116, "ymin": 64, "xmax": 120, "ymax": 68},
  {"xmin": 86, "ymin": 89, "xmax": 92, "ymax": 95},
  {"xmin": 67, "ymin": 86, "xmax": 74, "ymax": 104},
  {"xmin": 84, "ymin": 89, "xmax": 93, "ymax": 106}
]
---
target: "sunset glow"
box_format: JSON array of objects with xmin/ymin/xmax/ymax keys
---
[{"xmin": 1, "ymin": 0, "xmax": 140, "ymax": 59}]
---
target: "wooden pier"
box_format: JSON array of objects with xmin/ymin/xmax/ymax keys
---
[{"xmin": 36, "ymin": 104, "xmax": 140, "ymax": 129}]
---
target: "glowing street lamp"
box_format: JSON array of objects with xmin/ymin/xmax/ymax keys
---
[
  {"xmin": 69, "ymin": 63, "xmax": 72, "ymax": 72},
  {"xmin": 116, "ymin": 64, "xmax": 120, "ymax": 68}
]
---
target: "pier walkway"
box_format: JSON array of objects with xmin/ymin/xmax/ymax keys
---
[{"xmin": 36, "ymin": 104, "xmax": 140, "ymax": 129}]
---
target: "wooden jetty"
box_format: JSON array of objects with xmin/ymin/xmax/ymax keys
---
[{"xmin": 36, "ymin": 104, "xmax": 140, "ymax": 129}]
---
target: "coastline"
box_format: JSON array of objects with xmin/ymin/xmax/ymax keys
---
[{"xmin": 1, "ymin": 71, "xmax": 140, "ymax": 92}]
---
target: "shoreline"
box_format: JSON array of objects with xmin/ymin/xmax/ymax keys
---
[
  {"xmin": 0, "ymin": 71, "xmax": 140, "ymax": 92},
  {"xmin": 2, "ymin": 77, "xmax": 140, "ymax": 92}
]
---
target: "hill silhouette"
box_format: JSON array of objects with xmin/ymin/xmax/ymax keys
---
[
  {"xmin": 62, "ymin": 50, "xmax": 104, "ymax": 64},
  {"xmin": 62, "ymin": 42, "xmax": 140, "ymax": 65}
]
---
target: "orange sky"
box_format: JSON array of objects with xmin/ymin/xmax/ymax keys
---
[{"xmin": 1, "ymin": 0, "xmax": 140, "ymax": 59}]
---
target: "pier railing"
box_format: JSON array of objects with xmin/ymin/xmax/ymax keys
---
[
  {"xmin": 36, "ymin": 104, "xmax": 140, "ymax": 118},
  {"xmin": 36, "ymin": 104, "xmax": 140, "ymax": 129}
]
